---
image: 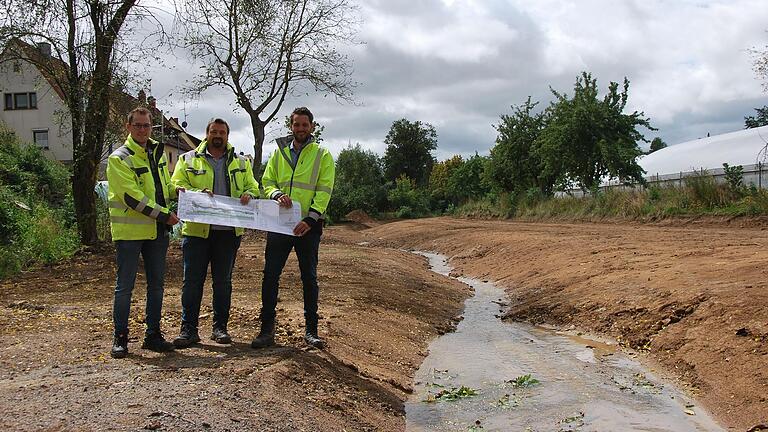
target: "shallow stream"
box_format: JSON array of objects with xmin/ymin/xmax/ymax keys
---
[{"xmin": 404, "ymin": 252, "xmax": 723, "ymax": 432}]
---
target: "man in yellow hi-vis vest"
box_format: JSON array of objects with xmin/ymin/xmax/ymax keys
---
[
  {"xmin": 251, "ymin": 107, "xmax": 335, "ymax": 349},
  {"xmin": 106, "ymin": 107, "xmax": 179, "ymax": 358},
  {"xmin": 170, "ymin": 118, "xmax": 260, "ymax": 348}
]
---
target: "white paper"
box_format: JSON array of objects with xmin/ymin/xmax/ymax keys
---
[{"xmin": 177, "ymin": 191, "xmax": 301, "ymax": 236}]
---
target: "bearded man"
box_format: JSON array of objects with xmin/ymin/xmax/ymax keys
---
[{"xmin": 171, "ymin": 118, "xmax": 260, "ymax": 347}]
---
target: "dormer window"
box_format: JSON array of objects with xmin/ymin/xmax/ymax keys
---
[{"xmin": 4, "ymin": 92, "xmax": 37, "ymax": 110}]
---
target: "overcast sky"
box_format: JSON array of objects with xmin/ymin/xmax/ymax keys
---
[{"xmin": 147, "ymin": 0, "xmax": 768, "ymax": 162}]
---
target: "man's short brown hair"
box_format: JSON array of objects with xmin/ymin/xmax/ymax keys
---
[
  {"xmin": 290, "ymin": 107, "xmax": 313, "ymax": 124},
  {"xmin": 127, "ymin": 107, "xmax": 152, "ymax": 124},
  {"xmin": 206, "ymin": 118, "xmax": 230, "ymax": 134}
]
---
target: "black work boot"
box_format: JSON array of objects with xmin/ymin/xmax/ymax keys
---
[
  {"xmin": 142, "ymin": 330, "xmax": 175, "ymax": 352},
  {"xmin": 173, "ymin": 324, "xmax": 201, "ymax": 348},
  {"xmin": 111, "ymin": 333, "xmax": 128, "ymax": 359},
  {"xmin": 304, "ymin": 319, "xmax": 325, "ymax": 349},
  {"xmin": 211, "ymin": 326, "xmax": 232, "ymax": 344},
  {"xmin": 250, "ymin": 319, "xmax": 275, "ymax": 348}
]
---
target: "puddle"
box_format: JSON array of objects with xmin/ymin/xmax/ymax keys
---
[{"xmin": 405, "ymin": 252, "xmax": 723, "ymax": 432}]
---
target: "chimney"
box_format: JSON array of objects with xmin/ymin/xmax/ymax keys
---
[
  {"xmin": 36, "ymin": 42, "xmax": 51, "ymax": 58},
  {"xmin": 138, "ymin": 89, "xmax": 146, "ymax": 105}
]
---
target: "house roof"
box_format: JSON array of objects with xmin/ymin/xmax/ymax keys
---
[{"xmin": 639, "ymin": 125, "xmax": 768, "ymax": 176}]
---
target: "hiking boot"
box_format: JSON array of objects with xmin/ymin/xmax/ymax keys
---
[
  {"xmin": 304, "ymin": 320, "xmax": 325, "ymax": 349},
  {"xmin": 250, "ymin": 319, "xmax": 275, "ymax": 348},
  {"xmin": 211, "ymin": 326, "xmax": 232, "ymax": 344},
  {"xmin": 111, "ymin": 333, "xmax": 128, "ymax": 359},
  {"xmin": 142, "ymin": 331, "xmax": 175, "ymax": 352},
  {"xmin": 173, "ymin": 324, "xmax": 201, "ymax": 348}
]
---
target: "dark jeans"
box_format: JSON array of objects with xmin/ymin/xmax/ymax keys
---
[
  {"xmin": 180, "ymin": 230, "xmax": 242, "ymax": 330},
  {"xmin": 261, "ymin": 230, "xmax": 321, "ymax": 323},
  {"xmin": 113, "ymin": 235, "xmax": 169, "ymax": 336}
]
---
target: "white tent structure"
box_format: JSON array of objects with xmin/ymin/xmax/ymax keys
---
[{"xmin": 639, "ymin": 125, "xmax": 768, "ymax": 178}]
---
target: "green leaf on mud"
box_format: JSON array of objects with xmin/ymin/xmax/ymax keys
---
[
  {"xmin": 507, "ymin": 374, "xmax": 540, "ymax": 388},
  {"xmin": 424, "ymin": 385, "xmax": 479, "ymax": 402}
]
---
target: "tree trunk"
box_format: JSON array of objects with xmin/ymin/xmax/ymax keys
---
[
  {"xmin": 250, "ymin": 114, "xmax": 266, "ymax": 172},
  {"xmin": 71, "ymin": 156, "xmax": 99, "ymax": 245}
]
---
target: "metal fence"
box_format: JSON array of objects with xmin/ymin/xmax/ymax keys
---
[{"xmin": 565, "ymin": 162, "xmax": 766, "ymax": 197}]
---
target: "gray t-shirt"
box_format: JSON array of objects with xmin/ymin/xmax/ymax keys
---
[{"xmin": 205, "ymin": 151, "xmax": 233, "ymax": 231}]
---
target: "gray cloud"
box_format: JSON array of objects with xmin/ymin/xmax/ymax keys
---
[{"xmin": 144, "ymin": 0, "xmax": 768, "ymax": 165}]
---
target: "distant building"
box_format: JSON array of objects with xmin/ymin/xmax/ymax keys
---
[
  {"xmin": 0, "ymin": 39, "xmax": 198, "ymax": 172},
  {"xmin": 639, "ymin": 125, "xmax": 768, "ymax": 176}
]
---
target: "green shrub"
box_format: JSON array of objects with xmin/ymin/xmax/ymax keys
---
[{"xmin": 0, "ymin": 124, "xmax": 78, "ymax": 279}]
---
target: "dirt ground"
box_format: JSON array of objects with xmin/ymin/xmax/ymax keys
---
[
  {"xmin": 362, "ymin": 217, "xmax": 768, "ymax": 431},
  {"xmin": 0, "ymin": 228, "xmax": 469, "ymax": 431},
  {"xmin": 0, "ymin": 217, "xmax": 766, "ymax": 431}
]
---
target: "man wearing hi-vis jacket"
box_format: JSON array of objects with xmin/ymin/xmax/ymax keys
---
[
  {"xmin": 171, "ymin": 118, "xmax": 260, "ymax": 348},
  {"xmin": 107, "ymin": 107, "xmax": 179, "ymax": 358},
  {"xmin": 251, "ymin": 106, "xmax": 335, "ymax": 349}
]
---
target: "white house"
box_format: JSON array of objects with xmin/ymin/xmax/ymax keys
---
[
  {"xmin": 0, "ymin": 42, "xmax": 72, "ymax": 162},
  {"xmin": 0, "ymin": 40, "xmax": 198, "ymax": 172}
]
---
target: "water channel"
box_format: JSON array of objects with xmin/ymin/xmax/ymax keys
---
[{"xmin": 405, "ymin": 252, "xmax": 723, "ymax": 432}]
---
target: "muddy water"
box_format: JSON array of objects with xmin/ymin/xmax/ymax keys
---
[{"xmin": 405, "ymin": 253, "xmax": 723, "ymax": 432}]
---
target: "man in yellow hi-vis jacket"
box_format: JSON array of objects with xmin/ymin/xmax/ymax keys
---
[
  {"xmin": 107, "ymin": 107, "xmax": 179, "ymax": 358},
  {"xmin": 251, "ymin": 107, "xmax": 335, "ymax": 349},
  {"xmin": 171, "ymin": 118, "xmax": 260, "ymax": 348}
]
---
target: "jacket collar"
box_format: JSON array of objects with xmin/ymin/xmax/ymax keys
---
[
  {"xmin": 196, "ymin": 140, "xmax": 235, "ymax": 160},
  {"xmin": 125, "ymin": 135, "xmax": 161, "ymax": 159},
  {"xmin": 276, "ymin": 134, "xmax": 316, "ymax": 152}
]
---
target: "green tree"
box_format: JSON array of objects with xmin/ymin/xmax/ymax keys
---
[
  {"xmin": 447, "ymin": 153, "xmax": 490, "ymax": 203},
  {"xmin": 388, "ymin": 175, "xmax": 429, "ymax": 218},
  {"xmin": 488, "ymin": 97, "xmax": 549, "ymax": 194},
  {"xmin": 1, "ymin": 0, "xmax": 144, "ymax": 245},
  {"xmin": 649, "ymin": 137, "xmax": 667, "ymax": 153},
  {"xmin": 328, "ymin": 143, "xmax": 386, "ymax": 220},
  {"xmin": 745, "ymin": 106, "xmax": 768, "ymax": 128},
  {"xmin": 382, "ymin": 118, "xmax": 437, "ymax": 186},
  {"xmin": 429, "ymin": 155, "xmax": 464, "ymax": 208},
  {"xmin": 536, "ymin": 72, "xmax": 652, "ymax": 192}
]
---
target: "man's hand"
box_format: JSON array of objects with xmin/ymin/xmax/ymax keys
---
[
  {"xmin": 277, "ymin": 194, "xmax": 292, "ymax": 208},
  {"xmin": 240, "ymin": 193, "xmax": 252, "ymax": 205},
  {"xmin": 167, "ymin": 212, "xmax": 180, "ymax": 226},
  {"xmin": 293, "ymin": 220, "xmax": 311, "ymax": 236},
  {"xmin": 176, "ymin": 186, "xmax": 186, "ymax": 195},
  {"xmin": 201, "ymin": 188, "xmax": 214, "ymax": 197}
]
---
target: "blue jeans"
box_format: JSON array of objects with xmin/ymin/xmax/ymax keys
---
[
  {"xmin": 261, "ymin": 230, "xmax": 321, "ymax": 323},
  {"xmin": 113, "ymin": 235, "xmax": 169, "ymax": 336},
  {"xmin": 180, "ymin": 230, "xmax": 242, "ymax": 330}
]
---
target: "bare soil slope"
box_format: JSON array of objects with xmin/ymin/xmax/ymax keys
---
[
  {"xmin": 0, "ymin": 230, "xmax": 469, "ymax": 431},
  {"xmin": 364, "ymin": 217, "xmax": 768, "ymax": 431}
]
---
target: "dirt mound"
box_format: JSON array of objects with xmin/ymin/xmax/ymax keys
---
[{"xmin": 345, "ymin": 209, "xmax": 377, "ymax": 225}]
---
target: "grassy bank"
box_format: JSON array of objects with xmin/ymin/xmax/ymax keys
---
[{"xmin": 455, "ymin": 173, "xmax": 768, "ymax": 221}]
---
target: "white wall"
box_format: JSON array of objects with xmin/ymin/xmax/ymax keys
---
[{"xmin": 0, "ymin": 60, "xmax": 73, "ymax": 162}]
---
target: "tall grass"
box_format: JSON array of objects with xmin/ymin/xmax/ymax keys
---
[{"xmin": 454, "ymin": 171, "xmax": 768, "ymax": 221}]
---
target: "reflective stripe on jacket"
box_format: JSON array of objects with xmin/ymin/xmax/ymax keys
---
[
  {"xmin": 107, "ymin": 135, "xmax": 176, "ymax": 241},
  {"xmin": 171, "ymin": 140, "xmax": 260, "ymax": 238},
  {"xmin": 261, "ymin": 136, "xmax": 335, "ymax": 220}
]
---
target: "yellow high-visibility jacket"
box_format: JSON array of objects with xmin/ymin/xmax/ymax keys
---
[
  {"xmin": 107, "ymin": 135, "xmax": 176, "ymax": 241},
  {"xmin": 171, "ymin": 140, "xmax": 260, "ymax": 238},
  {"xmin": 262, "ymin": 136, "xmax": 334, "ymax": 222}
]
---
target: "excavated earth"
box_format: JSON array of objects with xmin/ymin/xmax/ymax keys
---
[{"xmin": 0, "ymin": 217, "xmax": 766, "ymax": 431}]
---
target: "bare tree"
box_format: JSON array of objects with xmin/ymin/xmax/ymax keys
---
[
  {"xmin": 0, "ymin": 0, "xmax": 160, "ymax": 245},
  {"xmin": 174, "ymin": 0, "xmax": 358, "ymax": 168},
  {"xmin": 752, "ymin": 38, "xmax": 768, "ymax": 92}
]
